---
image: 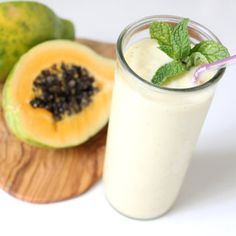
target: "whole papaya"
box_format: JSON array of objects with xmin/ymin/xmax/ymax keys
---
[{"xmin": 0, "ymin": 1, "xmax": 75, "ymax": 81}]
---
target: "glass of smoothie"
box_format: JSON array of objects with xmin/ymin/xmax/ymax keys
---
[{"xmin": 103, "ymin": 15, "xmax": 226, "ymax": 220}]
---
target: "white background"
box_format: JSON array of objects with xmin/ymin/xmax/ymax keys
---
[{"xmin": 0, "ymin": 0, "xmax": 235, "ymax": 235}]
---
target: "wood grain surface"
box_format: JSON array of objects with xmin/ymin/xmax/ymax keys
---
[{"xmin": 0, "ymin": 39, "xmax": 115, "ymax": 203}]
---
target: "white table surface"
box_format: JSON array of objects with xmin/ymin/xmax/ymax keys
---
[{"xmin": 0, "ymin": 0, "xmax": 235, "ymax": 235}]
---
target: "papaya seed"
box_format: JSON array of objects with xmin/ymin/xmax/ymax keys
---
[{"xmin": 30, "ymin": 62, "xmax": 99, "ymax": 121}]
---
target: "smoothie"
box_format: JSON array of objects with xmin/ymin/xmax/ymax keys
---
[{"xmin": 103, "ymin": 16, "xmax": 227, "ymax": 220}]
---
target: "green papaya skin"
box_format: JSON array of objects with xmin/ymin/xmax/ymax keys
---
[
  {"xmin": 0, "ymin": 1, "xmax": 75, "ymax": 81},
  {"xmin": 61, "ymin": 19, "xmax": 75, "ymax": 40}
]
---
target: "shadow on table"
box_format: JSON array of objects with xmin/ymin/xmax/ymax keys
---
[{"xmin": 172, "ymin": 146, "xmax": 236, "ymax": 213}]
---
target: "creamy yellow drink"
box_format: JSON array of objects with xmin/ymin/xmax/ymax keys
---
[{"xmin": 103, "ymin": 16, "xmax": 228, "ymax": 220}]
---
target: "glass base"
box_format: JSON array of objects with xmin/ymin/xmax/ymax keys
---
[{"xmin": 104, "ymin": 191, "xmax": 175, "ymax": 221}]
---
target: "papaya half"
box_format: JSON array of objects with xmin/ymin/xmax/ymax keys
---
[
  {"xmin": 0, "ymin": 1, "xmax": 75, "ymax": 81},
  {"xmin": 3, "ymin": 40, "xmax": 114, "ymax": 148}
]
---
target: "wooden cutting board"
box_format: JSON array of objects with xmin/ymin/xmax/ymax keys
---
[{"xmin": 0, "ymin": 39, "xmax": 115, "ymax": 203}]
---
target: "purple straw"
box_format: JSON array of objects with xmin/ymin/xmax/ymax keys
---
[{"xmin": 194, "ymin": 54, "xmax": 236, "ymax": 82}]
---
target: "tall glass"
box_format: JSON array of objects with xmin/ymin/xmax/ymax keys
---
[{"xmin": 103, "ymin": 16, "xmax": 225, "ymax": 220}]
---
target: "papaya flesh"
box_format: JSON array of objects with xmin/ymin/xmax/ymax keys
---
[
  {"xmin": 0, "ymin": 1, "xmax": 75, "ymax": 81},
  {"xmin": 3, "ymin": 40, "xmax": 114, "ymax": 148}
]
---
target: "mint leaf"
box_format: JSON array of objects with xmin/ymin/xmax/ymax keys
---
[
  {"xmin": 172, "ymin": 18, "xmax": 191, "ymax": 60},
  {"xmin": 151, "ymin": 61, "xmax": 186, "ymax": 85},
  {"xmin": 184, "ymin": 52, "xmax": 209, "ymax": 69},
  {"xmin": 150, "ymin": 22, "xmax": 174, "ymax": 58},
  {"xmin": 191, "ymin": 40, "xmax": 230, "ymax": 63}
]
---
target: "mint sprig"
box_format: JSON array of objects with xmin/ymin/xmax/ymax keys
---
[{"xmin": 150, "ymin": 18, "xmax": 230, "ymax": 86}]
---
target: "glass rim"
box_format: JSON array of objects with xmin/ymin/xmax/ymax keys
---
[{"xmin": 116, "ymin": 15, "xmax": 225, "ymax": 93}]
